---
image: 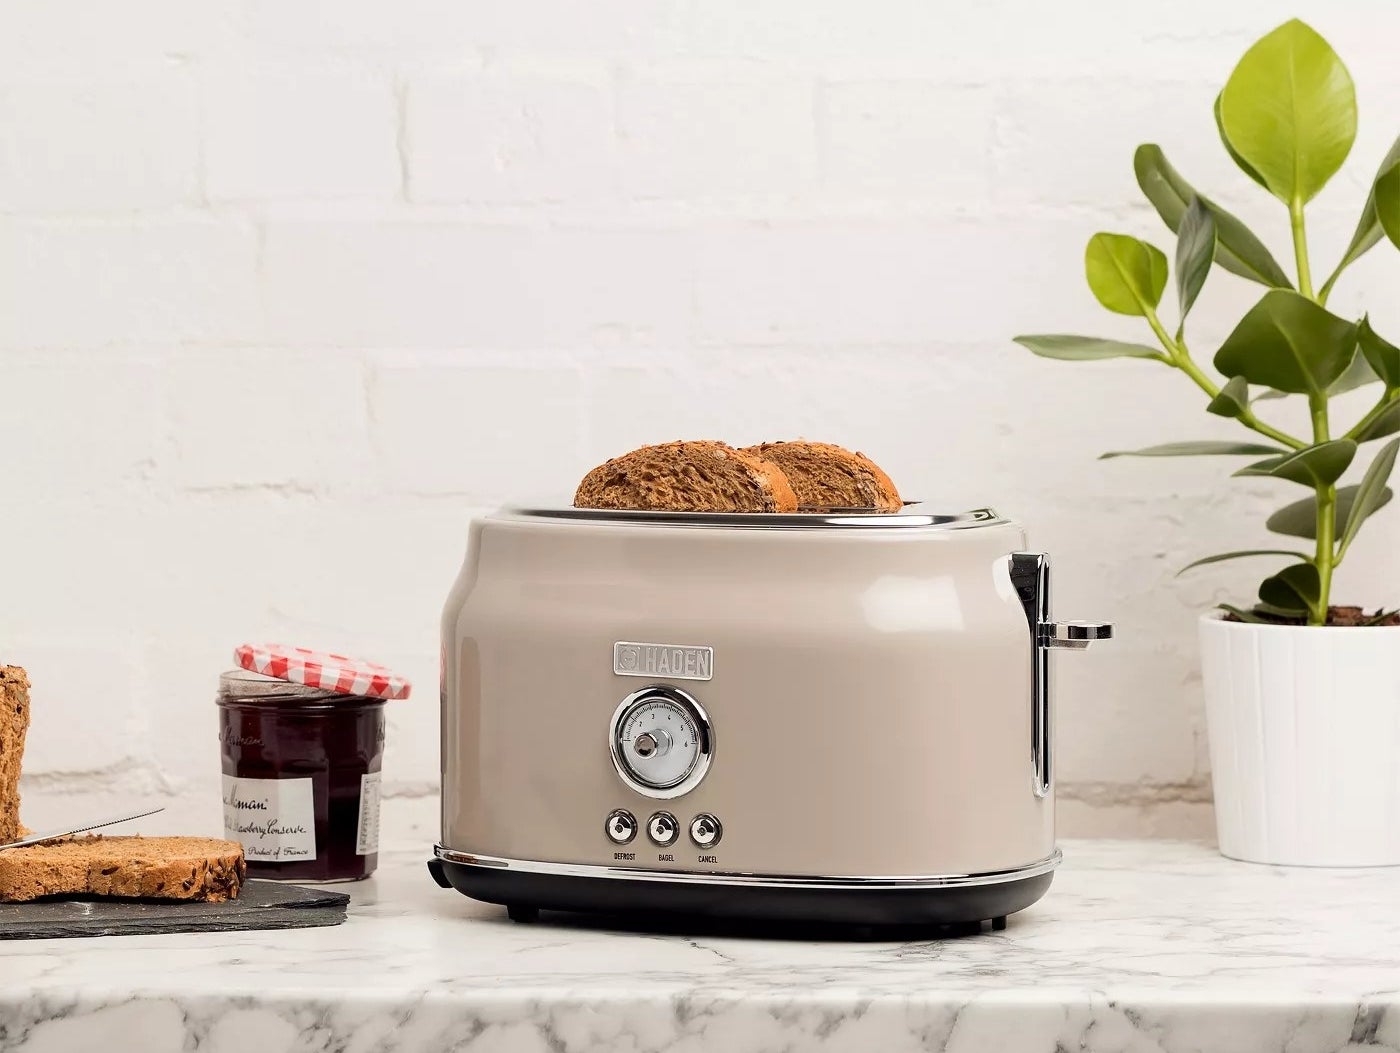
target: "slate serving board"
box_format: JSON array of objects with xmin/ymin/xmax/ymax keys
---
[{"xmin": 0, "ymin": 880, "xmax": 350, "ymax": 940}]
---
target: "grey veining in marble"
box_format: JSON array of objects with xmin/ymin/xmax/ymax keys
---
[{"xmin": 2, "ymin": 798, "xmax": 1398, "ymax": 1052}]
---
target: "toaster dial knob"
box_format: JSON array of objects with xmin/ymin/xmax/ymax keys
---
[
  {"xmin": 633, "ymin": 729, "xmax": 671, "ymax": 758},
  {"xmin": 610, "ymin": 687, "xmax": 714, "ymax": 799}
]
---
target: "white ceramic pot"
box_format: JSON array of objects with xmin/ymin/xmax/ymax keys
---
[{"xmin": 1200, "ymin": 611, "xmax": 1400, "ymax": 866}]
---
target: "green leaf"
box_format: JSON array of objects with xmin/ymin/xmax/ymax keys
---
[
  {"xmin": 1100, "ymin": 441, "xmax": 1287, "ymax": 459},
  {"xmin": 1251, "ymin": 353, "xmax": 1377, "ymax": 396},
  {"xmin": 1213, "ymin": 92, "xmax": 1269, "ymax": 189},
  {"xmin": 1257, "ymin": 366, "xmax": 1381, "ymax": 396},
  {"xmin": 1218, "ymin": 19, "xmax": 1357, "ymax": 206},
  {"xmin": 1175, "ymin": 198, "xmax": 1216, "ymax": 322},
  {"xmin": 1258, "ymin": 562, "xmax": 1321, "ymax": 613},
  {"xmin": 1267, "ymin": 483, "xmax": 1394, "ymax": 538},
  {"xmin": 1328, "ymin": 343, "xmax": 1380, "ymax": 396},
  {"xmin": 1207, "ymin": 376, "xmax": 1250, "ymax": 418},
  {"xmin": 1084, "ymin": 233, "xmax": 1168, "ymax": 317},
  {"xmin": 1178, "ymin": 549, "xmax": 1309, "ymax": 575},
  {"xmin": 1376, "ymin": 162, "xmax": 1400, "ymax": 249},
  {"xmin": 1328, "ymin": 135, "xmax": 1400, "ymax": 283},
  {"xmin": 1255, "ymin": 600, "xmax": 1307, "ymax": 619},
  {"xmin": 1213, "ymin": 290, "xmax": 1357, "ymax": 396},
  {"xmin": 1359, "ymin": 316, "xmax": 1400, "ymax": 387},
  {"xmin": 1013, "ymin": 335, "xmax": 1166, "ymax": 362},
  {"xmin": 1336, "ymin": 437, "xmax": 1400, "ymax": 560},
  {"xmin": 1218, "ymin": 603, "xmax": 1271, "ymax": 624},
  {"xmin": 1133, "ymin": 145, "xmax": 1292, "ymax": 288},
  {"xmin": 1357, "ymin": 401, "xmax": 1400, "ymax": 443},
  {"xmin": 1234, "ymin": 438, "xmax": 1357, "ymax": 487}
]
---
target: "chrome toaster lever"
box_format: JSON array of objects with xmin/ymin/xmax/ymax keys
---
[
  {"xmin": 1008, "ymin": 553, "xmax": 1113, "ymax": 798},
  {"xmin": 1041, "ymin": 621, "xmax": 1113, "ymax": 650}
]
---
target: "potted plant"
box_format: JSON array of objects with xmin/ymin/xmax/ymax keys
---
[{"xmin": 1016, "ymin": 19, "xmax": 1400, "ymax": 866}]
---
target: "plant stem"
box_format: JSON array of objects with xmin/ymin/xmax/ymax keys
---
[
  {"xmin": 1317, "ymin": 265, "xmax": 1340, "ymax": 305},
  {"xmin": 1313, "ymin": 486, "xmax": 1336, "ymax": 625},
  {"xmin": 1143, "ymin": 309, "xmax": 1306, "ymax": 450},
  {"xmin": 1343, "ymin": 388, "xmax": 1400, "ymax": 441},
  {"xmin": 1309, "ymin": 392, "xmax": 1335, "ymax": 626},
  {"xmin": 1290, "ymin": 199, "xmax": 1315, "ymax": 300},
  {"xmin": 1292, "ymin": 197, "xmax": 1333, "ymax": 624}
]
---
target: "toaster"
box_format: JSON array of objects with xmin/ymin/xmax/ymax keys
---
[{"xmin": 428, "ymin": 505, "xmax": 1111, "ymax": 929}]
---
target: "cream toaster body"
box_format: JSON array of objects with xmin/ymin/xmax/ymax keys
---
[{"xmin": 429, "ymin": 505, "xmax": 1110, "ymax": 928}]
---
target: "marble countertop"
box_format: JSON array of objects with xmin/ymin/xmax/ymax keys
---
[{"xmin": 3, "ymin": 800, "xmax": 1400, "ymax": 1053}]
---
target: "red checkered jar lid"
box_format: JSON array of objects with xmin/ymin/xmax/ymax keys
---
[{"xmin": 233, "ymin": 643, "xmax": 412, "ymax": 701}]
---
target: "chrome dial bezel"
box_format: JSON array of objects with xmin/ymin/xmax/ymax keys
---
[{"xmin": 609, "ymin": 685, "xmax": 714, "ymax": 799}]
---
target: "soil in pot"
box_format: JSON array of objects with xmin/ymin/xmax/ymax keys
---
[{"xmin": 1221, "ymin": 605, "xmax": 1400, "ymax": 627}]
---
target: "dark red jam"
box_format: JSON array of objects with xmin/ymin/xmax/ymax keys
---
[{"xmin": 218, "ymin": 670, "xmax": 386, "ymax": 882}]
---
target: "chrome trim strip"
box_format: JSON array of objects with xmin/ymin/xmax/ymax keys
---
[
  {"xmin": 432, "ymin": 845, "xmax": 1061, "ymax": 890},
  {"xmin": 496, "ymin": 505, "xmax": 1006, "ymax": 531}
]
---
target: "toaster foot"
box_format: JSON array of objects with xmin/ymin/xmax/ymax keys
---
[
  {"xmin": 991, "ymin": 915, "xmax": 1007, "ymax": 931},
  {"xmin": 507, "ymin": 903, "xmax": 540, "ymax": 923}
]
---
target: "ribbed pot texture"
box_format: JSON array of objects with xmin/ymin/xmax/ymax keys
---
[{"xmin": 1199, "ymin": 612, "xmax": 1400, "ymax": 866}]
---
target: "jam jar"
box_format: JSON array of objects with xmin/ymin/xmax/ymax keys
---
[{"xmin": 218, "ymin": 646, "xmax": 408, "ymax": 882}]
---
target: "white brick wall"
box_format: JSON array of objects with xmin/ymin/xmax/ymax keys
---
[
  {"xmin": 204, "ymin": 71, "xmax": 401, "ymax": 202},
  {"xmin": 5, "ymin": 0, "xmax": 1400, "ymax": 839}
]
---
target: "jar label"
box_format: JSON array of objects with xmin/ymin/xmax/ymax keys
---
[
  {"xmin": 356, "ymin": 771, "xmax": 382, "ymax": 856},
  {"xmin": 221, "ymin": 774, "xmax": 317, "ymax": 862}
]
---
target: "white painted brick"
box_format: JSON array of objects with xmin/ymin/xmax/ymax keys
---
[
  {"xmin": 0, "ymin": 1, "xmax": 218, "ymax": 78},
  {"xmin": 0, "ymin": 79, "xmax": 199, "ymax": 211},
  {"xmin": 993, "ymin": 77, "xmax": 1243, "ymax": 211},
  {"xmin": 167, "ymin": 352, "xmax": 370, "ymax": 490},
  {"xmin": 1058, "ymin": 800, "xmax": 1214, "ymax": 840},
  {"xmin": 10, "ymin": 642, "xmax": 143, "ymax": 776},
  {"xmin": 0, "ymin": 220, "xmax": 259, "ymax": 348},
  {"xmin": 228, "ymin": 0, "xmax": 483, "ymax": 61},
  {"xmin": 666, "ymin": 1, "xmax": 1353, "ymax": 81},
  {"xmin": 0, "ymin": 357, "xmax": 165, "ymax": 495},
  {"xmin": 261, "ymin": 223, "xmax": 691, "ymax": 348},
  {"xmin": 406, "ymin": 75, "xmax": 616, "ymax": 204},
  {"xmin": 369, "ymin": 362, "xmax": 586, "ymax": 498},
  {"xmin": 203, "ymin": 72, "xmax": 399, "ymax": 201},
  {"xmin": 820, "ymin": 81, "xmax": 994, "ymax": 201},
  {"xmin": 616, "ymin": 78, "xmax": 817, "ymax": 199},
  {"xmin": 694, "ymin": 218, "xmax": 1087, "ymax": 346}
]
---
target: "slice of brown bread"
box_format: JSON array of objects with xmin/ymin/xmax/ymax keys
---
[
  {"xmin": 742, "ymin": 441, "xmax": 903, "ymax": 512},
  {"xmin": 575, "ymin": 440, "xmax": 799, "ymax": 512},
  {"xmin": 0, "ymin": 667, "xmax": 31, "ymax": 845},
  {"xmin": 0, "ymin": 835, "xmax": 246, "ymax": 903}
]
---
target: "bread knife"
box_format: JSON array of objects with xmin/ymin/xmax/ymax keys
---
[{"xmin": 0, "ymin": 806, "xmax": 166, "ymax": 851}]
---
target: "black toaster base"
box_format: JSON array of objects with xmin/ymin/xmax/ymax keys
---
[{"xmin": 428, "ymin": 857, "xmax": 1053, "ymax": 933}]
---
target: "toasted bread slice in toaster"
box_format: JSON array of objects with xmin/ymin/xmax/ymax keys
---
[
  {"xmin": 741, "ymin": 441, "xmax": 902, "ymax": 513},
  {"xmin": 575, "ymin": 440, "xmax": 799, "ymax": 513}
]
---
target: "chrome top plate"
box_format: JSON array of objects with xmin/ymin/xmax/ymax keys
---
[{"xmin": 496, "ymin": 505, "xmax": 1006, "ymax": 530}]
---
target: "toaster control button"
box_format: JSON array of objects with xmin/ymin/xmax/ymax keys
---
[
  {"xmin": 647, "ymin": 812, "xmax": 679, "ymax": 846},
  {"xmin": 605, "ymin": 809, "xmax": 638, "ymax": 845},
  {"xmin": 689, "ymin": 813, "xmax": 723, "ymax": 849}
]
